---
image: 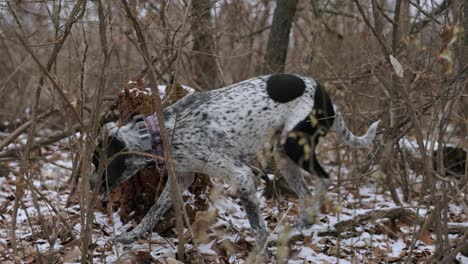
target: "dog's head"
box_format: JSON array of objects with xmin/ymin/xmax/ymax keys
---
[
  {"xmin": 436, "ymin": 145, "xmax": 467, "ymax": 178},
  {"xmin": 90, "ymin": 122, "xmax": 150, "ymax": 193}
]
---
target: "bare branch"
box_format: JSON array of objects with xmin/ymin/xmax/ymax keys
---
[{"xmin": 0, "ymin": 107, "xmax": 57, "ymax": 152}]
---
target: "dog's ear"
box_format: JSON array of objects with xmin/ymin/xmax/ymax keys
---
[
  {"xmin": 92, "ymin": 138, "xmax": 104, "ymax": 171},
  {"xmin": 91, "ymin": 135, "xmax": 128, "ymax": 193},
  {"xmin": 103, "ymin": 122, "xmax": 119, "ymax": 136},
  {"xmin": 101, "ymin": 136, "xmax": 130, "ymax": 192},
  {"xmin": 90, "ymin": 137, "xmax": 108, "ymax": 192}
]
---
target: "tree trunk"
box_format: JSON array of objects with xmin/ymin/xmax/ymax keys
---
[
  {"xmin": 462, "ymin": 0, "xmax": 468, "ymax": 137},
  {"xmin": 263, "ymin": 0, "xmax": 299, "ymax": 74},
  {"xmin": 191, "ymin": 0, "xmax": 219, "ymax": 90},
  {"xmin": 392, "ymin": 0, "xmax": 410, "ymax": 52},
  {"xmin": 463, "ymin": 1, "xmax": 468, "ymax": 62}
]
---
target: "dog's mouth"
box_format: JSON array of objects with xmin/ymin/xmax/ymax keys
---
[
  {"xmin": 89, "ymin": 170, "xmax": 108, "ymax": 193},
  {"xmin": 90, "ymin": 157, "xmax": 126, "ymax": 195},
  {"xmin": 89, "ymin": 168, "xmax": 110, "ymax": 194}
]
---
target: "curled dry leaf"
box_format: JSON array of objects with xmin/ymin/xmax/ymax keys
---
[
  {"xmin": 62, "ymin": 245, "xmax": 81, "ymax": 263},
  {"xmin": 389, "ymin": 55, "xmax": 404, "ymax": 78}
]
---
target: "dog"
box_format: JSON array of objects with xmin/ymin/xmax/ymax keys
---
[
  {"xmin": 399, "ymin": 138, "xmax": 467, "ymax": 178},
  {"xmin": 91, "ymin": 74, "xmax": 380, "ymax": 247}
]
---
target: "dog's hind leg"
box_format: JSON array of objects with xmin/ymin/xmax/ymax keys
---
[
  {"xmin": 309, "ymin": 145, "xmax": 331, "ymax": 222},
  {"xmin": 279, "ymin": 136, "xmax": 331, "ymax": 227},
  {"xmin": 275, "ymin": 150, "xmax": 317, "ymax": 227},
  {"xmin": 115, "ymin": 172, "xmax": 195, "ymax": 244}
]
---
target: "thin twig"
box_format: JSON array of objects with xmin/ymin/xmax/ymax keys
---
[{"xmin": 0, "ymin": 107, "xmax": 58, "ymax": 152}]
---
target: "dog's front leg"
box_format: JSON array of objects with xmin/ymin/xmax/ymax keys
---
[
  {"xmin": 115, "ymin": 172, "xmax": 194, "ymax": 243},
  {"xmin": 238, "ymin": 181, "xmax": 269, "ymax": 246},
  {"xmin": 204, "ymin": 157, "xmax": 269, "ymax": 248}
]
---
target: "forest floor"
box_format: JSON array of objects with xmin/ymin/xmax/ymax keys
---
[{"xmin": 0, "ymin": 135, "xmax": 467, "ymax": 263}]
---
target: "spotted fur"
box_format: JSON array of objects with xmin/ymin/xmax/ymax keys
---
[{"xmin": 91, "ymin": 74, "xmax": 379, "ymax": 248}]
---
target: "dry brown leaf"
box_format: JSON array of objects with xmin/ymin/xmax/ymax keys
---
[
  {"xmin": 62, "ymin": 245, "xmax": 81, "ymax": 263},
  {"xmin": 320, "ymin": 199, "xmax": 331, "ymax": 214},
  {"xmin": 164, "ymin": 257, "xmax": 184, "ymax": 264},
  {"xmin": 419, "ymin": 229, "xmax": 433, "ymax": 245},
  {"xmin": 318, "ymin": 237, "xmax": 330, "ymax": 244},
  {"xmin": 399, "ymin": 249, "xmax": 408, "ymax": 258},
  {"xmin": 216, "ymin": 239, "xmax": 235, "ymax": 259},
  {"xmin": 389, "ymin": 55, "xmax": 404, "ymax": 78},
  {"xmin": 306, "ymin": 243, "xmax": 321, "ymax": 253},
  {"xmin": 437, "ymin": 25, "xmax": 464, "ymax": 75},
  {"xmin": 191, "ymin": 209, "xmax": 217, "ymax": 243},
  {"xmin": 383, "ymin": 255, "xmax": 401, "ymax": 262},
  {"xmin": 47, "ymin": 152, "xmax": 63, "ymax": 162},
  {"xmin": 117, "ymin": 250, "xmax": 155, "ymax": 264}
]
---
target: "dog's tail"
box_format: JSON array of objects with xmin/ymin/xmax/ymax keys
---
[{"xmin": 332, "ymin": 105, "xmax": 380, "ymax": 147}]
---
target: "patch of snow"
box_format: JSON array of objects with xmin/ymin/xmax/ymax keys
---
[
  {"xmin": 36, "ymin": 239, "xmax": 63, "ymax": 252},
  {"xmin": 124, "ymin": 84, "xmax": 194, "ymax": 98},
  {"xmin": 390, "ymin": 239, "xmax": 407, "ymax": 257},
  {"xmin": 296, "ymin": 245, "xmax": 317, "ymax": 260},
  {"xmin": 199, "ymin": 240, "xmax": 217, "ymax": 255},
  {"xmin": 296, "ymin": 247, "xmax": 351, "ymax": 264},
  {"xmin": 457, "ymin": 253, "xmax": 468, "ymax": 263}
]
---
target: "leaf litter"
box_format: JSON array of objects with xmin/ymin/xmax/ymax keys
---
[{"xmin": 0, "ymin": 136, "xmax": 467, "ymax": 263}]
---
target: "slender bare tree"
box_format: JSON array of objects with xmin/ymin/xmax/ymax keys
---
[
  {"xmin": 462, "ymin": 0, "xmax": 468, "ymax": 136},
  {"xmin": 263, "ymin": 0, "xmax": 299, "ymax": 73},
  {"xmin": 191, "ymin": 0, "xmax": 219, "ymax": 89}
]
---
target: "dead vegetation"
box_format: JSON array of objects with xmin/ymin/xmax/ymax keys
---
[{"xmin": 0, "ymin": 0, "xmax": 467, "ymax": 263}]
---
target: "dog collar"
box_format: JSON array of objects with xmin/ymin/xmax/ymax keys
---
[{"xmin": 133, "ymin": 114, "xmax": 164, "ymax": 163}]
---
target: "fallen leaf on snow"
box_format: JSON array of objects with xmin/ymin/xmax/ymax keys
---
[{"xmin": 62, "ymin": 245, "xmax": 81, "ymax": 263}]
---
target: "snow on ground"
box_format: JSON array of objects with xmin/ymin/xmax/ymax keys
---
[
  {"xmin": 125, "ymin": 82, "xmax": 195, "ymax": 98},
  {"xmin": 0, "ymin": 138, "xmax": 467, "ymax": 263}
]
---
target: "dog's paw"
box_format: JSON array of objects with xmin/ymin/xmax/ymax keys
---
[
  {"xmin": 299, "ymin": 211, "xmax": 317, "ymax": 228},
  {"xmin": 115, "ymin": 232, "xmax": 138, "ymax": 244},
  {"xmin": 257, "ymin": 230, "xmax": 269, "ymax": 247},
  {"xmin": 291, "ymin": 219, "xmax": 306, "ymax": 230},
  {"xmin": 291, "ymin": 218, "xmax": 313, "ymax": 231}
]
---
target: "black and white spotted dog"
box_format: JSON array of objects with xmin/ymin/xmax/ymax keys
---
[{"xmin": 91, "ymin": 74, "xmax": 379, "ymax": 246}]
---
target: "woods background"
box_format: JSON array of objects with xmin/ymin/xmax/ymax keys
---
[{"xmin": 0, "ymin": 0, "xmax": 467, "ymax": 263}]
